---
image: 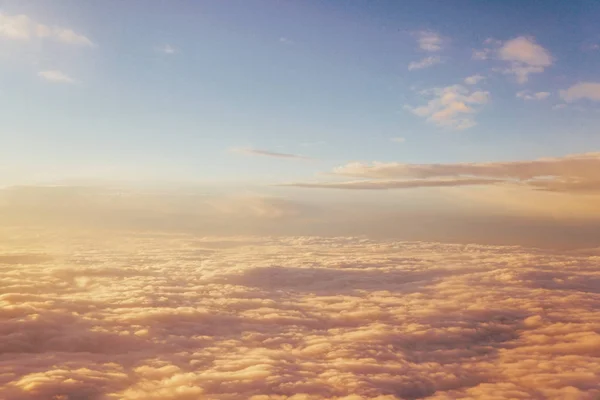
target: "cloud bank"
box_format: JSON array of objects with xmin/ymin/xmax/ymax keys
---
[{"xmin": 1, "ymin": 229, "xmax": 600, "ymax": 399}]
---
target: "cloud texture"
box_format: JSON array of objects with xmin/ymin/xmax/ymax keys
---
[{"xmin": 1, "ymin": 229, "xmax": 600, "ymax": 399}]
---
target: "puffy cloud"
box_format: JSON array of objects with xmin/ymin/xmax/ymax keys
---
[
  {"xmin": 412, "ymin": 30, "xmax": 443, "ymax": 52},
  {"xmin": 560, "ymin": 82, "xmax": 600, "ymax": 102},
  {"xmin": 0, "ymin": 12, "xmax": 93, "ymax": 46},
  {"xmin": 516, "ymin": 90, "xmax": 551, "ymax": 100},
  {"xmin": 464, "ymin": 74, "xmax": 485, "ymax": 85},
  {"xmin": 37, "ymin": 70, "xmax": 75, "ymax": 84},
  {"xmin": 1, "ymin": 229, "xmax": 600, "ymax": 399},
  {"xmin": 406, "ymin": 84, "xmax": 490, "ymax": 130},
  {"xmin": 497, "ymin": 36, "xmax": 553, "ymax": 83},
  {"xmin": 408, "ymin": 56, "xmax": 442, "ymax": 70},
  {"xmin": 231, "ymin": 147, "xmax": 313, "ymax": 160}
]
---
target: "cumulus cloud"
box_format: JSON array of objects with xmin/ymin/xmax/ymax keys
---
[
  {"xmin": 412, "ymin": 30, "xmax": 443, "ymax": 52},
  {"xmin": 1, "ymin": 229, "xmax": 600, "ymax": 399},
  {"xmin": 231, "ymin": 147, "xmax": 313, "ymax": 160},
  {"xmin": 497, "ymin": 36, "xmax": 552, "ymax": 83},
  {"xmin": 516, "ymin": 90, "xmax": 550, "ymax": 100},
  {"xmin": 408, "ymin": 56, "xmax": 442, "ymax": 70},
  {"xmin": 464, "ymin": 74, "xmax": 485, "ymax": 85},
  {"xmin": 560, "ymin": 82, "xmax": 600, "ymax": 102},
  {"xmin": 406, "ymin": 84, "xmax": 490, "ymax": 130},
  {"xmin": 38, "ymin": 70, "xmax": 75, "ymax": 84},
  {"xmin": 0, "ymin": 12, "xmax": 93, "ymax": 46}
]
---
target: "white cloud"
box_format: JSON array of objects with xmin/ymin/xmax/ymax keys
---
[
  {"xmin": 0, "ymin": 12, "xmax": 93, "ymax": 46},
  {"xmin": 230, "ymin": 147, "xmax": 313, "ymax": 160},
  {"xmin": 2, "ymin": 229, "xmax": 600, "ymax": 399},
  {"xmin": 560, "ymin": 82, "xmax": 600, "ymax": 102},
  {"xmin": 498, "ymin": 36, "xmax": 552, "ymax": 83},
  {"xmin": 464, "ymin": 74, "xmax": 485, "ymax": 85},
  {"xmin": 516, "ymin": 90, "xmax": 551, "ymax": 100},
  {"xmin": 412, "ymin": 30, "xmax": 443, "ymax": 52},
  {"xmin": 407, "ymin": 56, "xmax": 442, "ymax": 70},
  {"xmin": 406, "ymin": 84, "xmax": 490, "ymax": 130},
  {"xmin": 156, "ymin": 44, "xmax": 177, "ymax": 54},
  {"xmin": 472, "ymin": 48, "xmax": 492, "ymax": 60},
  {"xmin": 390, "ymin": 137, "xmax": 405, "ymax": 143},
  {"xmin": 38, "ymin": 70, "xmax": 75, "ymax": 84}
]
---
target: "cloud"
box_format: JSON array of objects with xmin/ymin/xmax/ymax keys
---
[
  {"xmin": 497, "ymin": 36, "xmax": 552, "ymax": 83},
  {"xmin": 516, "ymin": 90, "xmax": 551, "ymax": 100},
  {"xmin": 390, "ymin": 137, "xmax": 405, "ymax": 143},
  {"xmin": 156, "ymin": 44, "xmax": 177, "ymax": 54},
  {"xmin": 326, "ymin": 152, "xmax": 600, "ymax": 195},
  {"xmin": 405, "ymin": 84, "xmax": 490, "ymax": 130},
  {"xmin": 231, "ymin": 147, "xmax": 313, "ymax": 160},
  {"xmin": 560, "ymin": 82, "xmax": 600, "ymax": 102},
  {"xmin": 412, "ymin": 30, "xmax": 443, "ymax": 52},
  {"xmin": 0, "ymin": 12, "xmax": 93, "ymax": 46},
  {"xmin": 38, "ymin": 70, "xmax": 75, "ymax": 84},
  {"xmin": 2, "ymin": 229, "xmax": 600, "ymax": 399},
  {"xmin": 464, "ymin": 74, "xmax": 485, "ymax": 85},
  {"xmin": 280, "ymin": 178, "xmax": 501, "ymax": 190},
  {"xmin": 407, "ymin": 56, "xmax": 442, "ymax": 71}
]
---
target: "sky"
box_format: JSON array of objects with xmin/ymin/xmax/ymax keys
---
[{"xmin": 2, "ymin": 0, "xmax": 600, "ymax": 246}]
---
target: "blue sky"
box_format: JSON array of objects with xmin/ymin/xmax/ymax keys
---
[{"xmin": 2, "ymin": 0, "xmax": 600, "ymax": 186}]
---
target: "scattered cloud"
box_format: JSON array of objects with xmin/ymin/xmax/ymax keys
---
[
  {"xmin": 464, "ymin": 74, "xmax": 485, "ymax": 85},
  {"xmin": 2, "ymin": 229, "xmax": 600, "ymax": 399},
  {"xmin": 516, "ymin": 90, "xmax": 551, "ymax": 100},
  {"xmin": 390, "ymin": 137, "xmax": 405, "ymax": 143},
  {"xmin": 412, "ymin": 30, "xmax": 443, "ymax": 52},
  {"xmin": 279, "ymin": 37, "xmax": 293, "ymax": 45},
  {"xmin": 408, "ymin": 56, "xmax": 442, "ymax": 70},
  {"xmin": 405, "ymin": 84, "xmax": 490, "ymax": 130},
  {"xmin": 0, "ymin": 12, "xmax": 93, "ymax": 46},
  {"xmin": 280, "ymin": 177, "xmax": 500, "ymax": 190},
  {"xmin": 38, "ymin": 70, "xmax": 75, "ymax": 84},
  {"xmin": 230, "ymin": 147, "xmax": 313, "ymax": 160},
  {"xmin": 497, "ymin": 36, "xmax": 553, "ymax": 83},
  {"xmin": 156, "ymin": 44, "xmax": 177, "ymax": 54},
  {"xmin": 560, "ymin": 82, "xmax": 600, "ymax": 102},
  {"xmin": 472, "ymin": 48, "xmax": 492, "ymax": 60}
]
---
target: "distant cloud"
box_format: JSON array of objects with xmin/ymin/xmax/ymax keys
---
[
  {"xmin": 231, "ymin": 147, "xmax": 313, "ymax": 160},
  {"xmin": 516, "ymin": 90, "xmax": 551, "ymax": 100},
  {"xmin": 280, "ymin": 177, "xmax": 500, "ymax": 190},
  {"xmin": 156, "ymin": 44, "xmax": 177, "ymax": 54},
  {"xmin": 279, "ymin": 37, "xmax": 293, "ymax": 45},
  {"xmin": 405, "ymin": 84, "xmax": 490, "ymax": 130},
  {"xmin": 498, "ymin": 36, "xmax": 553, "ymax": 83},
  {"xmin": 0, "ymin": 12, "xmax": 93, "ymax": 46},
  {"xmin": 464, "ymin": 74, "xmax": 485, "ymax": 85},
  {"xmin": 560, "ymin": 82, "xmax": 600, "ymax": 102},
  {"xmin": 408, "ymin": 56, "xmax": 442, "ymax": 71},
  {"xmin": 412, "ymin": 30, "xmax": 443, "ymax": 52},
  {"xmin": 38, "ymin": 70, "xmax": 75, "ymax": 84},
  {"xmin": 327, "ymin": 152, "xmax": 600, "ymax": 194},
  {"xmin": 390, "ymin": 137, "xmax": 405, "ymax": 143}
]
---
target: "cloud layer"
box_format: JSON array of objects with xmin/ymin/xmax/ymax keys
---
[{"xmin": 1, "ymin": 229, "xmax": 600, "ymax": 399}]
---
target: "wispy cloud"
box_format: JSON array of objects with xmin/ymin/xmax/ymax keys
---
[
  {"xmin": 390, "ymin": 137, "xmax": 406, "ymax": 143},
  {"xmin": 464, "ymin": 74, "xmax": 485, "ymax": 85},
  {"xmin": 0, "ymin": 12, "xmax": 93, "ymax": 46},
  {"xmin": 280, "ymin": 177, "xmax": 500, "ymax": 190},
  {"xmin": 231, "ymin": 147, "xmax": 313, "ymax": 160},
  {"xmin": 560, "ymin": 82, "xmax": 600, "ymax": 102},
  {"xmin": 156, "ymin": 44, "xmax": 177, "ymax": 54},
  {"xmin": 412, "ymin": 30, "xmax": 443, "ymax": 52},
  {"xmin": 38, "ymin": 70, "xmax": 76, "ymax": 84},
  {"xmin": 408, "ymin": 56, "xmax": 442, "ymax": 71},
  {"xmin": 516, "ymin": 90, "xmax": 551, "ymax": 100},
  {"xmin": 405, "ymin": 84, "xmax": 490, "ymax": 130}
]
